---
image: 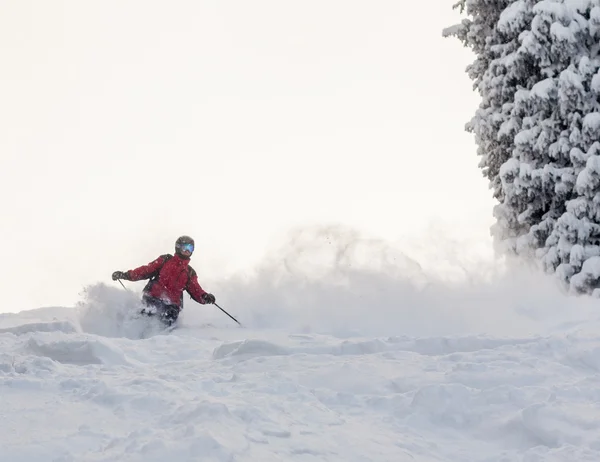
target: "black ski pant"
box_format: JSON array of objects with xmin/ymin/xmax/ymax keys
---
[{"xmin": 141, "ymin": 294, "xmax": 181, "ymax": 326}]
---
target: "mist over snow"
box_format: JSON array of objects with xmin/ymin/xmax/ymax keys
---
[
  {"xmin": 3, "ymin": 225, "xmax": 600, "ymax": 461},
  {"xmin": 207, "ymin": 224, "xmax": 600, "ymax": 338}
]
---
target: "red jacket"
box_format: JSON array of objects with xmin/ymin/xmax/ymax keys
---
[{"xmin": 126, "ymin": 254, "xmax": 209, "ymax": 308}]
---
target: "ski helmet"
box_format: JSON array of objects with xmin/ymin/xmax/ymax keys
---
[{"xmin": 175, "ymin": 235, "xmax": 195, "ymax": 258}]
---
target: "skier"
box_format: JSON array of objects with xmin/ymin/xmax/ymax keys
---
[{"xmin": 111, "ymin": 235, "xmax": 216, "ymax": 325}]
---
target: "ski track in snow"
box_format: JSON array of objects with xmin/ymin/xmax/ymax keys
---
[{"xmin": 2, "ymin": 303, "xmax": 600, "ymax": 461}]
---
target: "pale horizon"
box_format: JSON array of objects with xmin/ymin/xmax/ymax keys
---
[{"xmin": 0, "ymin": 1, "xmax": 493, "ymax": 312}]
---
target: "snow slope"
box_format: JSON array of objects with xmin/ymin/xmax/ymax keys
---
[{"xmin": 2, "ymin": 270, "xmax": 600, "ymax": 461}]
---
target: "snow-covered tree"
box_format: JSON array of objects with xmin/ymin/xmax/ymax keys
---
[{"xmin": 445, "ymin": 0, "xmax": 600, "ymax": 294}]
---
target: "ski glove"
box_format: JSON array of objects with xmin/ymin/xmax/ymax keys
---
[
  {"xmin": 201, "ymin": 293, "xmax": 216, "ymax": 304},
  {"xmin": 112, "ymin": 271, "xmax": 130, "ymax": 281}
]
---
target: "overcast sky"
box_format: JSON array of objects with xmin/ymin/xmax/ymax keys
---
[{"xmin": 0, "ymin": 0, "xmax": 493, "ymax": 312}]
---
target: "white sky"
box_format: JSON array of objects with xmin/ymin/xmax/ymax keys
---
[{"xmin": 0, "ymin": 0, "xmax": 494, "ymax": 313}]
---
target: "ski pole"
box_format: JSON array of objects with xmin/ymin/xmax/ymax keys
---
[{"xmin": 213, "ymin": 302, "xmax": 242, "ymax": 327}]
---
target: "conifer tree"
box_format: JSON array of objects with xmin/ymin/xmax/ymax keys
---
[{"xmin": 445, "ymin": 0, "xmax": 600, "ymax": 294}]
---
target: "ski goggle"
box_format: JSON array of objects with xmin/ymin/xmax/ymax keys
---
[{"xmin": 178, "ymin": 243, "xmax": 194, "ymax": 253}]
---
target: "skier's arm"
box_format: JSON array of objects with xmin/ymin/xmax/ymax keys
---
[
  {"xmin": 126, "ymin": 256, "xmax": 168, "ymax": 281},
  {"xmin": 186, "ymin": 271, "xmax": 211, "ymax": 304}
]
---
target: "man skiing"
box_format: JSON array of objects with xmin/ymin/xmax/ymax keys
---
[{"xmin": 111, "ymin": 235, "xmax": 216, "ymax": 325}]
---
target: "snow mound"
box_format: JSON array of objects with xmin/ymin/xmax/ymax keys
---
[
  {"xmin": 24, "ymin": 335, "xmax": 133, "ymax": 366},
  {"xmin": 286, "ymin": 335, "xmax": 538, "ymax": 358},
  {"xmin": 213, "ymin": 339, "xmax": 291, "ymax": 359},
  {"xmin": 392, "ymin": 335, "xmax": 537, "ymax": 356},
  {"xmin": 97, "ymin": 430, "xmax": 236, "ymax": 462},
  {"xmin": 0, "ymin": 320, "xmax": 80, "ymax": 336}
]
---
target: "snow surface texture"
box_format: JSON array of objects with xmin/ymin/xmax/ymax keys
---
[{"xmin": 3, "ymin": 256, "xmax": 600, "ymax": 461}]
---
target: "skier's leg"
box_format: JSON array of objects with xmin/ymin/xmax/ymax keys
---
[
  {"xmin": 158, "ymin": 304, "xmax": 180, "ymax": 326},
  {"xmin": 140, "ymin": 294, "xmax": 164, "ymax": 316},
  {"xmin": 140, "ymin": 294, "xmax": 180, "ymax": 326}
]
